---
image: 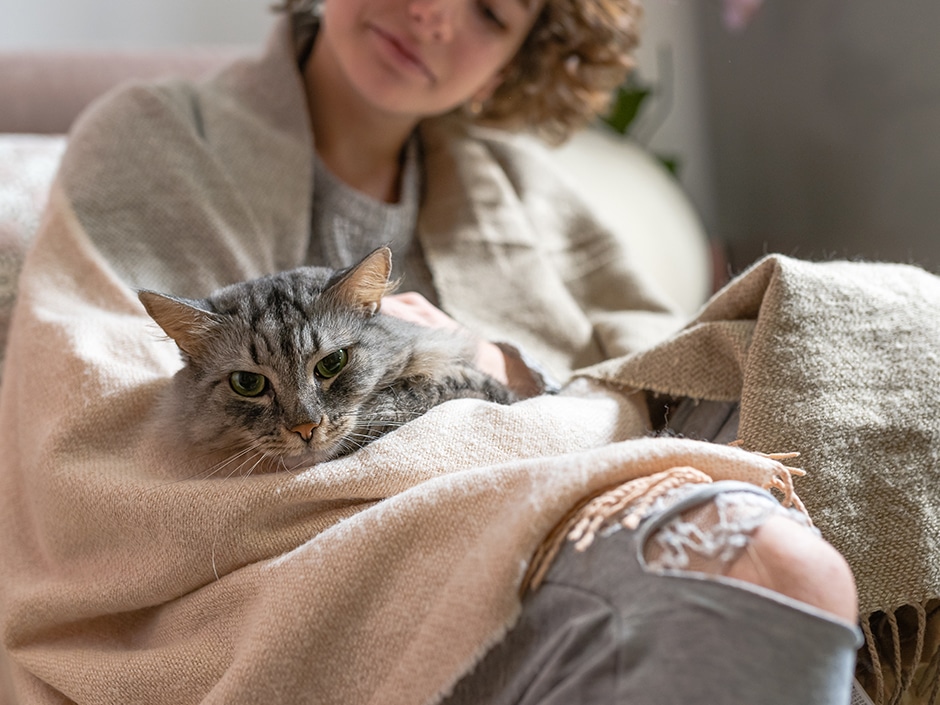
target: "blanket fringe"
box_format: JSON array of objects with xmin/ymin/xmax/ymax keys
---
[
  {"xmin": 568, "ymin": 466, "xmax": 714, "ymax": 550},
  {"xmin": 856, "ymin": 600, "xmax": 940, "ymax": 705},
  {"xmin": 520, "ymin": 467, "xmax": 712, "ymax": 595},
  {"xmin": 862, "ymin": 617, "xmax": 886, "ymax": 705},
  {"xmin": 521, "ymin": 447, "xmax": 808, "ymax": 597},
  {"xmin": 728, "ymin": 441, "xmax": 809, "ymax": 519}
]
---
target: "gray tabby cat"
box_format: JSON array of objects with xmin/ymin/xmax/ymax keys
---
[{"xmin": 139, "ymin": 247, "xmax": 515, "ymax": 471}]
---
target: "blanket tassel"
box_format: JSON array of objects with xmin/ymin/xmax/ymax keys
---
[
  {"xmin": 858, "ymin": 601, "xmax": 939, "ymax": 705},
  {"xmin": 520, "ymin": 467, "xmax": 712, "ymax": 596},
  {"xmin": 521, "ymin": 452, "xmax": 806, "ymax": 597}
]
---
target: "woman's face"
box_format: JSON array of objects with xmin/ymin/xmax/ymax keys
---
[{"xmin": 315, "ymin": 0, "xmax": 544, "ymax": 120}]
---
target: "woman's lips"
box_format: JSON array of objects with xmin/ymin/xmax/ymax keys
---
[{"xmin": 370, "ymin": 25, "xmax": 436, "ymax": 83}]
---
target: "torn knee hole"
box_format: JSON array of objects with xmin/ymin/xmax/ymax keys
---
[{"xmin": 640, "ymin": 490, "xmax": 811, "ymax": 577}]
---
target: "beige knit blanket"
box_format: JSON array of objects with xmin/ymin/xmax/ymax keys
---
[{"xmin": 0, "ymin": 182, "xmax": 810, "ymax": 704}]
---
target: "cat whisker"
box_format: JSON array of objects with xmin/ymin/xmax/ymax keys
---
[
  {"xmin": 207, "ymin": 446, "xmax": 275, "ymax": 581},
  {"xmin": 227, "ymin": 445, "xmax": 275, "ymax": 480},
  {"xmin": 142, "ymin": 444, "xmax": 264, "ymax": 493},
  {"xmin": 328, "ymin": 442, "xmax": 360, "ymax": 463},
  {"xmin": 167, "ymin": 442, "xmax": 268, "ymax": 488},
  {"xmin": 281, "ymin": 455, "xmax": 316, "ymax": 474},
  {"xmin": 332, "ymin": 411, "xmax": 436, "ymax": 459},
  {"xmin": 335, "ymin": 429, "xmax": 389, "ymax": 455},
  {"xmin": 196, "ymin": 444, "xmax": 260, "ymax": 481}
]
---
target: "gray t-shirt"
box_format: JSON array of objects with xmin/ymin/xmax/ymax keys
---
[{"xmin": 307, "ymin": 138, "xmax": 438, "ymax": 303}]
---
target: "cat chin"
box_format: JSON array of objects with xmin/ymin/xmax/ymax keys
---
[{"xmin": 278, "ymin": 448, "xmax": 341, "ymax": 472}]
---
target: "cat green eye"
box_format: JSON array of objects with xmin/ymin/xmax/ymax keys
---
[
  {"xmin": 229, "ymin": 371, "xmax": 268, "ymax": 397},
  {"xmin": 315, "ymin": 349, "xmax": 349, "ymax": 379}
]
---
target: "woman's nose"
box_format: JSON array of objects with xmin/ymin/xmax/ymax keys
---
[{"xmin": 408, "ymin": 0, "xmax": 457, "ymax": 42}]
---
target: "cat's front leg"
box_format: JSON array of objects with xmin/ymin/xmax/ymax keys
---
[{"xmin": 356, "ymin": 368, "xmax": 516, "ymax": 445}]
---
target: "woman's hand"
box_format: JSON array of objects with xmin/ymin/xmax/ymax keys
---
[
  {"xmin": 381, "ymin": 292, "xmax": 510, "ymax": 386},
  {"xmin": 380, "ymin": 292, "xmax": 462, "ymax": 332}
]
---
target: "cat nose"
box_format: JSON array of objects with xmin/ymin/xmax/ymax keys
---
[{"xmin": 290, "ymin": 420, "xmax": 320, "ymax": 442}]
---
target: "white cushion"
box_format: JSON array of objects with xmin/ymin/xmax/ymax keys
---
[
  {"xmin": 550, "ymin": 128, "xmax": 711, "ymax": 316},
  {"xmin": 0, "ymin": 134, "xmax": 67, "ymax": 373}
]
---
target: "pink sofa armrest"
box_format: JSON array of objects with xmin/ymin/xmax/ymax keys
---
[{"xmin": 0, "ymin": 48, "xmax": 247, "ymax": 134}]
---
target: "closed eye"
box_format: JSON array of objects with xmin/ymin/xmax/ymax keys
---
[{"xmin": 476, "ymin": 1, "xmax": 507, "ymax": 29}]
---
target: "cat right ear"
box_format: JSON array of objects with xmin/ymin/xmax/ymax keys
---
[
  {"xmin": 138, "ymin": 290, "xmax": 218, "ymax": 358},
  {"xmin": 328, "ymin": 246, "xmax": 396, "ymax": 315}
]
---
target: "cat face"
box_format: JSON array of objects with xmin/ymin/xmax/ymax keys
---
[{"xmin": 140, "ymin": 247, "xmax": 403, "ymax": 469}]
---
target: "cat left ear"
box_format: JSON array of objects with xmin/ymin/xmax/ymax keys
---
[
  {"xmin": 138, "ymin": 290, "xmax": 219, "ymax": 358},
  {"xmin": 328, "ymin": 247, "xmax": 396, "ymax": 316}
]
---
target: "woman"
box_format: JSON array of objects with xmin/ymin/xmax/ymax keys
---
[{"xmin": 0, "ymin": 1, "xmax": 861, "ymax": 703}]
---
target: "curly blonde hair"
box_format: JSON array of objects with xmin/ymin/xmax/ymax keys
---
[
  {"xmin": 483, "ymin": 0, "xmax": 643, "ymax": 144},
  {"xmin": 275, "ymin": 0, "xmax": 642, "ymax": 144}
]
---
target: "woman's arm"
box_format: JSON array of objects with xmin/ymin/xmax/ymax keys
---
[{"xmin": 381, "ymin": 291, "xmax": 545, "ymax": 397}]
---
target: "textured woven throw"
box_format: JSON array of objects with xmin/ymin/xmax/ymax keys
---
[{"xmin": 582, "ymin": 254, "xmax": 940, "ymax": 704}]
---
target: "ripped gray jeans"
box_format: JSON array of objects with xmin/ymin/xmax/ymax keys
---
[{"xmin": 439, "ymin": 399, "xmax": 863, "ymax": 705}]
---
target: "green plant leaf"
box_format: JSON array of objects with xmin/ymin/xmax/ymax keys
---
[
  {"xmin": 602, "ymin": 84, "xmax": 651, "ymax": 135},
  {"xmin": 657, "ymin": 155, "xmax": 681, "ymax": 177}
]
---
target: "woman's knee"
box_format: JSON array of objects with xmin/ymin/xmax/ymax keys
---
[
  {"xmin": 723, "ymin": 514, "xmax": 859, "ymax": 623},
  {"xmin": 640, "ymin": 487, "xmax": 859, "ymax": 624}
]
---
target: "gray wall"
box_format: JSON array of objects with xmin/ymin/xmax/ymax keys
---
[
  {"xmin": 699, "ymin": 0, "xmax": 940, "ymax": 273},
  {"xmin": 632, "ymin": 0, "xmax": 717, "ymax": 235}
]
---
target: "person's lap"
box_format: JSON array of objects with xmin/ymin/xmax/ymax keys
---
[{"xmin": 442, "ymin": 481, "xmax": 862, "ymax": 705}]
